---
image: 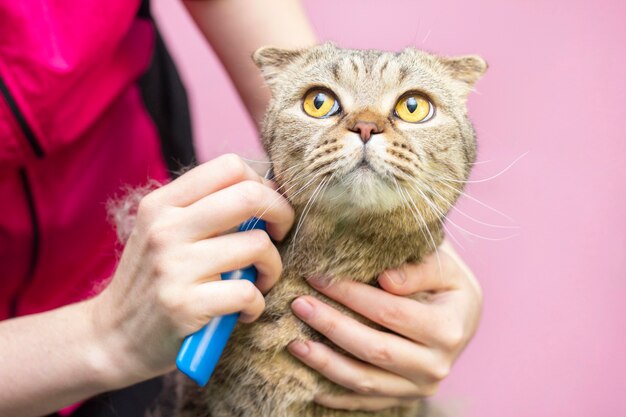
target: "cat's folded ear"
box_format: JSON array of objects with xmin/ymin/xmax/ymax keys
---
[
  {"xmin": 439, "ymin": 55, "xmax": 488, "ymax": 87},
  {"xmin": 253, "ymin": 47, "xmax": 304, "ymax": 69},
  {"xmin": 253, "ymin": 46, "xmax": 306, "ymax": 84}
]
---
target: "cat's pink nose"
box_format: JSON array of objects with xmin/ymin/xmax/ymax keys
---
[{"xmin": 350, "ymin": 121, "xmax": 382, "ymax": 143}]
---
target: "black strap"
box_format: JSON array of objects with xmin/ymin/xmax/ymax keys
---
[
  {"xmin": 137, "ymin": 0, "xmax": 197, "ymax": 177},
  {"xmin": 0, "ymin": 75, "xmax": 44, "ymax": 157},
  {"xmin": 137, "ymin": 0, "xmax": 151, "ymax": 19}
]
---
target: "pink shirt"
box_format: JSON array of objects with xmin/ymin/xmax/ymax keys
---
[{"xmin": 0, "ymin": 1, "xmax": 170, "ymax": 319}]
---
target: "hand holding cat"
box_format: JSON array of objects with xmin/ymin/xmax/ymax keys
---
[
  {"xmin": 89, "ymin": 154, "xmax": 295, "ymax": 387},
  {"xmin": 288, "ymin": 240, "xmax": 482, "ymax": 411}
]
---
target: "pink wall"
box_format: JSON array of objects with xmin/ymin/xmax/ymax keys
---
[{"xmin": 152, "ymin": 1, "xmax": 626, "ymax": 416}]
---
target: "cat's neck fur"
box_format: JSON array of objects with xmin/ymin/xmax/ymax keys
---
[{"xmin": 279, "ymin": 204, "xmax": 443, "ymax": 284}]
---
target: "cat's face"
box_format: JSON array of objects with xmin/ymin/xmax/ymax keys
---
[{"xmin": 254, "ymin": 43, "xmax": 486, "ymax": 222}]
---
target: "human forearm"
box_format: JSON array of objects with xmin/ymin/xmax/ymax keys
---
[
  {"xmin": 0, "ymin": 300, "xmax": 122, "ymax": 417},
  {"xmin": 182, "ymin": 0, "xmax": 317, "ymax": 126}
]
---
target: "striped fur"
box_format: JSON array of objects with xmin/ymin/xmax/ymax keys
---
[{"xmin": 175, "ymin": 43, "xmax": 486, "ymax": 417}]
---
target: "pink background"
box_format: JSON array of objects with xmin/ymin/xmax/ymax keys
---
[{"xmin": 152, "ymin": 1, "xmax": 626, "ymax": 416}]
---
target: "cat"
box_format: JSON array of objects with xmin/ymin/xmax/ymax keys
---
[{"xmin": 170, "ymin": 42, "xmax": 486, "ymax": 417}]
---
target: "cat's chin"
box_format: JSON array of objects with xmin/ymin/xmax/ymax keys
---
[{"xmin": 320, "ymin": 168, "xmax": 404, "ymax": 213}]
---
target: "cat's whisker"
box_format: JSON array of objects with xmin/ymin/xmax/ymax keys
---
[
  {"xmin": 290, "ymin": 176, "xmax": 330, "ymax": 251},
  {"xmin": 397, "ymin": 178, "xmax": 458, "ymax": 249},
  {"xmin": 283, "ymin": 171, "xmax": 329, "ymax": 202},
  {"xmin": 439, "ymin": 219, "xmax": 465, "ymax": 251},
  {"xmin": 274, "ymin": 163, "xmax": 324, "ymax": 195},
  {"xmin": 406, "ymin": 182, "xmax": 519, "ymax": 242},
  {"xmin": 413, "ymin": 179, "xmax": 519, "ymax": 230},
  {"xmin": 407, "ymin": 180, "xmax": 481, "ymax": 233},
  {"xmin": 326, "ymin": 176, "xmax": 351, "ymax": 202},
  {"xmin": 272, "ymin": 174, "xmax": 331, "ymax": 267},
  {"xmin": 393, "ymin": 177, "xmax": 443, "ymax": 276},
  {"xmin": 247, "ymin": 167, "xmax": 331, "ymax": 231},
  {"xmin": 392, "ymin": 177, "xmax": 434, "ymax": 254},
  {"xmin": 433, "ymin": 151, "xmax": 528, "ymax": 184},
  {"xmin": 286, "ymin": 178, "xmax": 326, "ymax": 259},
  {"xmin": 239, "ymin": 156, "xmax": 304, "ymax": 182},
  {"xmin": 392, "ymin": 177, "xmax": 419, "ymax": 227},
  {"xmin": 437, "ymin": 180, "xmax": 516, "ymax": 222},
  {"xmin": 271, "ymin": 164, "xmax": 307, "ymax": 184},
  {"xmin": 422, "ymin": 28, "xmax": 432, "ymax": 44},
  {"xmin": 273, "ymin": 167, "xmax": 311, "ymax": 195},
  {"xmin": 245, "ymin": 166, "xmax": 312, "ymax": 230},
  {"xmin": 238, "ymin": 157, "xmax": 273, "ymax": 165},
  {"xmin": 447, "ymin": 200, "xmax": 518, "ymax": 230},
  {"xmin": 400, "ymin": 179, "xmax": 466, "ymax": 251}
]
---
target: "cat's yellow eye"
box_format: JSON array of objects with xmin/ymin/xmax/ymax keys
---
[
  {"xmin": 303, "ymin": 89, "xmax": 341, "ymax": 118},
  {"xmin": 394, "ymin": 94, "xmax": 434, "ymax": 123}
]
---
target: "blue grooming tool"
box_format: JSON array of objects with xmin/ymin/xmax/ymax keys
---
[{"xmin": 176, "ymin": 217, "xmax": 267, "ymax": 386}]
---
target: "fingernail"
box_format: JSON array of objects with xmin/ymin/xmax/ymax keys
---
[
  {"xmin": 385, "ymin": 269, "xmax": 406, "ymax": 285},
  {"xmin": 308, "ymin": 276, "xmax": 331, "ymax": 288},
  {"xmin": 291, "ymin": 297, "xmax": 314, "ymax": 320},
  {"xmin": 288, "ymin": 341, "xmax": 310, "ymax": 357}
]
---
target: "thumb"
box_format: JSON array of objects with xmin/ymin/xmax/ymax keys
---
[{"xmin": 377, "ymin": 241, "xmax": 463, "ymax": 296}]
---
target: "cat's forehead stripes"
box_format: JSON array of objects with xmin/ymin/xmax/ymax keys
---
[
  {"xmin": 254, "ymin": 43, "xmax": 485, "ymax": 108},
  {"xmin": 325, "ymin": 52, "xmax": 397, "ymax": 83},
  {"xmin": 302, "ymin": 50, "xmax": 445, "ymax": 113}
]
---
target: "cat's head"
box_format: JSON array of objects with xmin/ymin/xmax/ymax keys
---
[{"xmin": 254, "ymin": 43, "xmax": 486, "ymax": 223}]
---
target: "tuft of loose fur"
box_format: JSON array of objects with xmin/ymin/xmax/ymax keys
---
[
  {"xmin": 106, "ymin": 180, "xmax": 162, "ymax": 244},
  {"xmin": 167, "ymin": 43, "xmax": 486, "ymax": 417}
]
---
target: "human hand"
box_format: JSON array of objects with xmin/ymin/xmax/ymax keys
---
[
  {"xmin": 288, "ymin": 240, "xmax": 482, "ymax": 411},
  {"xmin": 89, "ymin": 154, "xmax": 294, "ymax": 388}
]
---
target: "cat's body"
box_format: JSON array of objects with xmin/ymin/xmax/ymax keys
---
[
  {"xmin": 172, "ymin": 43, "xmax": 486, "ymax": 417},
  {"xmin": 177, "ymin": 207, "xmax": 440, "ymax": 417}
]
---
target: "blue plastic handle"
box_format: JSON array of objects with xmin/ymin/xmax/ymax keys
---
[{"xmin": 176, "ymin": 218, "xmax": 267, "ymax": 386}]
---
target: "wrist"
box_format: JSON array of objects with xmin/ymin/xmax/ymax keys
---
[{"xmin": 82, "ymin": 294, "xmax": 148, "ymax": 391}]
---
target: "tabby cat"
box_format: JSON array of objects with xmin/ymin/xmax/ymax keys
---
[{"xmin": 175, "ymin": 43, "xmax": 486, "ymax": 417}]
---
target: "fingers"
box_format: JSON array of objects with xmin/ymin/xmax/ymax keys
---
[
  {"xmin": 135, "ymin": 155, "xmax": 293, "ymax": 244},
  {"xmin": 307, "ymin": 278, "xmax": 449, "ymax": 347},
  {"xmin": 179, "ymin": 280, "xmax": 266, "ymax": 336},
  {"xmin": 152, "ymin": 154, "xmax": 264, "ymax": 207},
  {"xmin": 296, "ymin": 242, "xmax": 483, "ymax": 407},
  {"xmin": 377, "ymin": 241, "xmax": 466, "ymax": 296},
  {"xmin": 143, "ymin": 228, "xmax": 281, "ymax": 339},
  {"xmin": 186, "ymin": 230, "xmax": 283, "ymax": 294},
  {"xmin": 290, "ymin": 297, "xmax": 446, "ymax": 383},
  {"xmin": 314, "ymin": 393, "xmax": 419, "ymax": 411},
  {"xmin": 287, "ymin": 340, "xmax": 432, "ymax": 398},
  {"xmin": 182, "ymin": 180, "xmax": 295, "ymax": 242}
]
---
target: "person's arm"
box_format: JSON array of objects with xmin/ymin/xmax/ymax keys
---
[
  {"xmin": 182, "ymin": 0, "xmax": 317, "ymax": 126},
  {"xmin": 0, "ymin": 301, "xmax": 119, "ymax": 416},
  {"xmin": 0, "ymin": 155, "xmax": 294, "ymax": 417},
  {"xmin": 289, "ymin": 241, "xmax": 483, "ymax": 410}
]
